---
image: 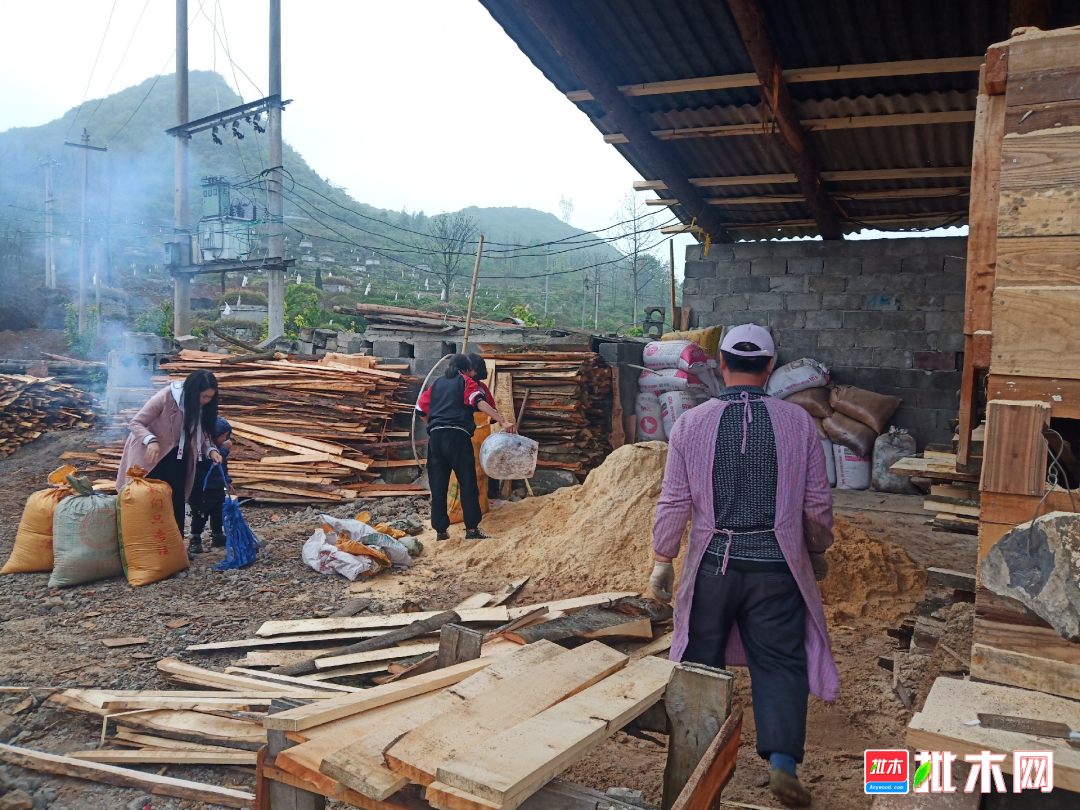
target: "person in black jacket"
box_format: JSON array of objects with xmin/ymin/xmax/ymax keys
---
[
  {"xmin": 189, "ymin": 416, "xmax": 233, "ymax": 555},
  {"xmin": 417, "ymin": 354, "xmax": 514, "ymax": 541}
]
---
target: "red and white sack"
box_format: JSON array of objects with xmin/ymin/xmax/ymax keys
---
[
  {"xmin": 658, "ymin": 390, "xmax": 706, "ymax": 437},
  {"xmin": 635, "ymin": 392, "xmax": 666, "ymax": 442},
  {"xmin": 820, "ymin": 435, "xmax": 836, "ymax": 487},
  {"xmin": 833, "ymin": 444, "xmax": 871, "ymax": 490},
  {"xmin": 637, "ymin": 367, "xmax": 707, "ymax": 395},
  {"xmin": 766, "ymin": 358, "xmax": 830, "ymax": 399},
  {"xmin": 643, "ymin": 340, "xmax": 712, "ymax": 373}
]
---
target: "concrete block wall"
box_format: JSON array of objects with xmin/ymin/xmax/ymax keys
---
[{"xmin": 681, "ymin": 237, "xmax": 967, "ymax": 447}]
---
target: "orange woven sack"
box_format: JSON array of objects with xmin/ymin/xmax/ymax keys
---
[
  {"xmin": 1, "ymin": 465, "xmax": 76, "ymax": 574},
  {"xmin": 335, "ymin": 537, "xmax": 392, "ymax": 571},
  {"xmin": 448, "ymin": 414, "xmax": 491, "ymax": 525},
  {"xmin": 117, "ymin": 466, "xmax": 189, "ymax": 586}
]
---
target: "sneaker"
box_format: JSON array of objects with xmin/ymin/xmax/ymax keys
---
[
  {"xmin": 464, "ymin": 529, "xmax": 490, "ymax": 541},
  {"xmin": 188, "ymin": 539, "xmax": 204, "ymax": 555},
  {"xmin": 769, "ymin": 769, "xmax": 811, "ymax": 807},
  {"xmin": 210, "ymin": 535, "xmax": 227, "ymax": 549},
  {"xmin": 435, "ymin": 531, "xmax": 450, "ymax": 541}
]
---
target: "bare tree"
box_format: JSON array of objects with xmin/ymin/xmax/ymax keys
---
[
  {"xmin": 425, "ymin": 212, "xmax": 479, "ymax": 302},
  {"xmin": 612, "ymin": 192, "xmax": 663, "ymax": 325}
]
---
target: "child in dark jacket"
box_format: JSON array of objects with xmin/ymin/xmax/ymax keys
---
[{"xmin": 189, "ymin": 416, "xmax": 233, "ymax": 555}]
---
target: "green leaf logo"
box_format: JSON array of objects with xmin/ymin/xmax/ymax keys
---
[{"xmin": 913, "ymin": 760, "xmax": 932, "ymax": 789}]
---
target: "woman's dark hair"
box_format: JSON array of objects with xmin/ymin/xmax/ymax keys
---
[
  {"xmin": 467, "ymin": 353, "xmax": 488, "ymax": 381},
  {"xmin": 182, "ymin": 370, "xmax": 219, "ymax": 439},
  {"xmin": 443, "ymin": 354, "xmax": 472, "ymax": 379},
  {"xmin": 720, "ymin": 344, "xmax": 773, "ymax": 375}
]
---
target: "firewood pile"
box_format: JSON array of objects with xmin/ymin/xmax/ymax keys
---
[
  {"xmin": 74, "ymin": 351, "xmax": 421, "ymax": 503},
  {"xmin": 0, "ymin": 374, "xmax": 98, "ymax": 458},
  {"xmin": 485, "ymin": 352, "xmax": 613, "ymax": 479},
  {"xmin": 0, "ymin": 354, "xmax": 106, "ymax": 389}
]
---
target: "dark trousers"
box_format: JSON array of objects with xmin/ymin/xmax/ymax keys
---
[
  {"xmin": 190, "ymin": 488, "xmax": 226, "ymax": 540},
  {"xmin": 427, "ymin": 428, "xmax": 481, "ymax": 532},
  {"xmin": 148, "ymin": 450, "xmax": 187, "ymax": 536},
  {"xmin": 683, "ymin": 561, "xmax": 809, "ymax": 762}
]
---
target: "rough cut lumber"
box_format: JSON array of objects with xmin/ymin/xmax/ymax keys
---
[
  {"xmin": 662, "ymin": 664, "xmax": 734, "ymax": 809},
  {"xmin": 0, "ymin": 374, "xmax": 97, "ymax": 458},
  {"xmin": 0, "ymin": 743, "xmax": 255, "ymax": 808},
  {"xmin": 979, "ymin": 400, "xmax": 1051, "ymax": 495},
  {"xmin": 970, "ymin": 644, "xmax": 1080, "ymax": 701},
  {"xmin": 221, "ymin": 668, "xmax": 360, "ymax": 693},
  {"xmin": 452, "ymin": 594, "xmax": 495, "ymax": 611},
  {"xmin": 112, "ymin": 730, "xmax": 246, "ymax": 752},
  {"xmin": 991, "ymin": 287, "xmax": 1080, "ymax": 379},
  {"xmin": 257, "ymin": 608, "xmax": 505, "ymax": 638},
  {"xmin": 264, "ymin": 658, "xmax": 493, "ymax": 732},
  {"xmin": 435, "ymin": 656, "xmax": 676, "ymax": 808},
  {"xmin": 908, "ymin": 677, "xmax": 1080, "ymax": 792},
  {"xmin": 271, "ymin": 611, "xmax": 459, "ymax": 676},
  {"xmin": 101, "ymin": 637, "xmax": 149, "ymax": 648},
  {"xmin": 115, "ymin": 710, "xmax": 266, "ymax": 751},
  {"xmin": 385, "ymin": 642, "xmax": 627, "ymax": 786},
  {"xmin": 316, "ymin": 643, "xmax": 567, "ymax": 801},
  {"xmin": 314, "ymin": 642, "xmax": 441, "ymax": 670},
  {"xmin": 889, "ymin": 454, "xmax": 980, "ymax": 483},
  {"xmin": 155, "ymin": 658, "xmax": 325, "ymax": 696},
  {"xmin": 488, "ymin": 577, "xmax": 529, "ymax": 607},
  {"xmin": 437, "ymin": 625, "xmax": 484, "ymax": 669},
  {"xmin": 507, "ymin": 611, "xmax": 653, "ymax": 644},
  {"xmin": 233, "ymin": 649, "xmax": 351, "ymax": 669},
  {"xmin": 69, "ymin": 748, "xmax": 257, "ymax": 766},
  {"xmin": 996, "ymin": 236, "xmax": 1080, "ymax": 287},
  {"xmin": 632, "ymin": 632, "xmax": 674, "ymax": 660},
  {"xmin": 671, "ymin": 704, "xmax": 744, "ymax": 810}
]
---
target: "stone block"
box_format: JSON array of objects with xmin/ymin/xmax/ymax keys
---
[
  {"xmin": 821, "ymin": 293, "xmax": 863, "ymax": 310},
  {"xmin": 857, "ymin": 331, "xmax": 896, "ymax": 349},
  {"xmin": 924, "ymin": 273, "xmax": 966, "ymax": 294},
  {"xmin": 937, "ymin": 330, "xmax": 964, "ymax": 352},
  {"xmin": 750, "ymin": 257, "xmax": 787, "ymax": 277},
  {"xmin": 901, "ymin": 293, "xmax": 945, "ymax": 311},
  {"xmin": 821, "ymin": 257, "xmax": 863, "ymax": 277},
  {"xmin": 372, "ymin": 340, "xmax": 414, "ymax": 359},
  {"xmin": 818, "ymin": 330, "xmax": 855, "ymax": 349},
  {"xmin": 749, "ymin": 292, "xmax": 787, "ymax": 311},
  {"xmin": 682, "ymin": 278, "xmax": 701, "ymax": 296},
  {"xmin": 913, "ymin": 351, "xmax": 958, "ymax": 372},
  {"xmin": 863, "ymin": 293, "xmax": 902, "ymax": 310},
  {"xmin": 685, "ymin": 243, "xmax": 704, "ymax": 263},
  {"xmin": 773, "ymin": 328, "xmax": 811, "ymax": 350},
  {"xmin": 924, "ymin": 311, "xmax": 956, "ymax": 333},
  {"xmin": 900, "ymin": 254, "xmax": 944, "ymax": 274},
  {"xmin": 768, "ymin": 310, "xmax": 806, "ymax": 329},
  {"xmin": 730, "ymin": 277, "xmax": 771, "ymax": 294},
  {"xmin": 733, "ymin": 242, "xmax": 782, "ymax": 259},
  {"xmin": 805, "ymin": 310, "xmax": 843, "ymax": 329},
  {"xmin": 712, "ymin": 293, "xmax": 750, "ymax": 313},
  {"xmin": 817, "ymin": 347, "xmax": 872, "ymax": 368},
  {"xmin": 944, "ymin": 293, "xmax": 966, "ymax": 312},
  {"xmin": 895, "ymin": 332, "xmax": 931, "ymax": 351},
  {"xmin": 943, "ymin": 255, "xmax": 967, "ymax": 275},
  {"xmin": 916, "ymin": 387, "xmax": 960, "ymax": 410},
  {"xmin": 786, "ymin": 258, "xmax": 824, "ymax": 275},
  {"xmin": 683, "ymin": 259, "xmax": 716, "ymax": 279},
  {"xmin": 699, "ymin": 277, "xmax": 731, "ymax": 296},
  {"xmin": 861, "ymin": 256, "xmax": 902, "ymax": 276},
  {"xmin": 872, "ymin": 348, "xmax": 913, "ymax": 368},
  {"xmin": 414, "ymin": 340, "xmax": 457, "ymax": 360},
  {"xmin": 769, "ymin": 275, "xmax": 807, "ymax": 293},
  {"xmin": 808, "ymin": 275, "xmax": 847, "ymax": 293},
  {"xmin": 714, "ymin": 259, "xmax": 752, "ymax": 277},
  {"xmin": 785, "ymin": 292, "xmax": 822, "ymax": 310},
  {"xmin": 885, "ymin": 238, "xmax": 931, "ymax": 257}
]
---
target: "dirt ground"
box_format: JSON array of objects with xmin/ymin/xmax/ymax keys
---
[{"xmin": 0, "ymin": 426, "xmax": 977, "ymax": 810}]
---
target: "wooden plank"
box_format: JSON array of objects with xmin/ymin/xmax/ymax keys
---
[
  {"xmin": 313, "ymin": 642, "xmax": 440, "ymax": 671},
  {"xmin": 452, "ymin": 594, "xmax": 495, "ymax": 611},
  {"xmin": 986, "ymin": 373, "xmax": 1080, "ymax": 418},
  {"xmin": 924, "ymin": 500, "xmax": 980, "ymax": 518},
  {"xmin": 907, "ymin": 677, "xmax": 1080, "ymax": 792},
  {"xmin": 437, "ymin": 625, "xmax": 484, "ymax": 669},
  {"xmin": 116, "ymin": 711, "xmax": 266, "ymax": 751},
  {"xmin": 999, "ymin": 129, "xmax": 1080, "ymax": 190},
  {"xmin": 964, "ymin": 75, "xmax": 1005, "ymax": 335},
  {"xmin": 435, "ymin": 656, "xmax": 677, "ymax": 809},
  {"xmin": 996, "ymin": 236, "xmax": 1080, "ymax": 287},
  {"xmin": 69, "ymin": 748, "xmax": 257, "ymax": 765},
  {"xmin": 662, "ymin": 664, "xmax": 734, "ymax": 810},
  {"xmin": 222, "ymin": 668, "xmax": 361, "ymax": 693},
  {"xmin": 262, "ymin": 760, "xmax": 409, "ymax": 810},
  {"xmin": 384, "ymin": 642, "xmax": 628, "ymax": 786},
  {"xmin": 112, "ymin": 730, "xmax": 247, "ymax": 752},
  {"xmin": 991, "ymin": 288, "xmax": 1080, "ymax": 378},
  {"xmin": 980, "ymin": 400, "xmax": 1051, "ymax": 495},
  {"xmin": 264, "ymin": 658, "xmax": 492, "ymax": 732},
  {"xmin": 999, "ymin": 188, "xmax": 1080, "ymax": 237},
  {"xmin": 631, "ymin": 632, "xmax": 674, "ymax": 661},
  {"xmin": 979, "ymin": 488, "xmax": 1077, "ymax": 525},
  {"xmin": 888, "ymin": 454, "xmax": 981, "ymax": 483},
  {"xmin": 317, "ymin": 643, "xmax": 568, "ymax": 801},
  {"xmin": 155, "ymin": 659, "xmax": 325, "ymax": 696},
  {"xmin": 1006, "ymin": 28, "xmax": 1080, "ymax": 78},
  {"xmin": 636, "ymin": 167, "xmax": 971, "ymax": 191},
  {"xmin": 256, "ymin": 608, "xmax": 511, "ymax": 637},
  {"xmin": 970, "ymin": 644, "xmax": 1080, "ymax": 701},
  {"xmin": 0, "ymin": 743, "xmax": 255, "ymax": 808},
  {"xmin": 189, "ymin": 630, "xmax": 388, "ymax": 652},
  {"xmin": 671, "ymin": 705, "xmax": 744, "ymax": 810},
  {"xmin": 101, "ymin": 637, "xmax": 149, "ymax": 648},
  {"xmin": 487, "ymin": 577, "xmax": 529, "ymax": 607}
]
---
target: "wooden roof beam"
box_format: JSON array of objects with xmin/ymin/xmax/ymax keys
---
[
  {"xmin": 516, "ymin": 0, "xmax": 733, "ymax": 243},
  {"xmin": 566, "ymin": 56, "xmax": 984, "ymax": 102},
  {"xmin": 634, "ymin": 166, "xmax": 971, "ymax": 191},
  {"xmin": 661, "ymin": 211, "xmax": 967, "ymax": 234},
  {"xmin": 725, "ymin": 0, "xmax": 842, "ymax": 238},
  {"xmin": 605, "ymin": 110, "xmax": 976, "ymax": 144},
  {"xmin": 646, "ymin": 187, "xmax": 971, "ymax": 206}
]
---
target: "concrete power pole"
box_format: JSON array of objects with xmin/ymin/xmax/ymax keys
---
[
  {"xmin": 64, "ymin": 129, "xmax": 106, "ymax": 334},
  {"xmin": 266, "ymin": 0, "xmax": 286, "ymax": 339},
  {"xmin": 41, "ymin": 157, "xmax": 58, "ymax": 288},
  {"xmin": 593, "ymin": 270, "xmax": 600, "ymax": 331},
  {"xmin": 173, "ymin": 0, "xmax": 192, "ymax": 338}
]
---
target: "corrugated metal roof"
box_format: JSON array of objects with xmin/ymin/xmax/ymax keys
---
[{"xmin": 480, "ymin": 0, "xmax": 1080, "ymax": 239}]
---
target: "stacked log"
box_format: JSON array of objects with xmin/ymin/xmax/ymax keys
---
[{"xmin": 0, "ymin": 374, "xmax": 98, "ymax": 457}]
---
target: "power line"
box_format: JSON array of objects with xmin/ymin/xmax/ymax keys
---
[
  {"xmin": 67, "ymin": 0, "xmax": 120, "ymax": 138},
  {"xmin": 85, "ymin": 0, "xmax": 154, "ymax": 130}
]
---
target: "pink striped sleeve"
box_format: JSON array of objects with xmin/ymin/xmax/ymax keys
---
[{"xmin": 652, "ymin": 432, "xmax": 693, "ymax": 559}]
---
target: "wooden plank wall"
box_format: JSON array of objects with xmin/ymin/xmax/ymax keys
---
[{"xmin": 970, "ymin": 25, "xmax": 1080, "ymax": 700}]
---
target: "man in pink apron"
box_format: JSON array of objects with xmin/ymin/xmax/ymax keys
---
[{"xmin": 649, "ymin": 324, "xmax": 837, "ymax": 807}]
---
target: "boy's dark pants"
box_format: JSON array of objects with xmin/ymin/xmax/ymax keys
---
[
  {"xmin": 189, "ymin": 489, "xmax": 226, "ymax": 541},
  {"xmin": 427, "ymin": 429, "xmax": 481, "ymax": 532}
]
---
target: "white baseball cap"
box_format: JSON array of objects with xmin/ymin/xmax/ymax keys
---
[{"xmin": 720, "ymin": 323, "xmax": 775, "ymax": 357}]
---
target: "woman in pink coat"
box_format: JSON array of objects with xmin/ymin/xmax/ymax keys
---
[{"xmin": 116, "ymin": 370, "xmax": 223, "ymax": 537}]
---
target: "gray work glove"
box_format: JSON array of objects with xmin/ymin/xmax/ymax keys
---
[
  {"xmin": 810, "ymin": 552, "xmax": 829, "ymax": 582},
  {"xmin": 649, "ymin": 561, "xmax": 675, "ymax": 604}
]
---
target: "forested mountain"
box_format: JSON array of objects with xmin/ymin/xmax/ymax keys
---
[{"xmin": 0, "ymin": 71, "xmax": 671, "ymax": 336}]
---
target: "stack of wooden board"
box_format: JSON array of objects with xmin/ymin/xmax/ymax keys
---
[
  {"xmin": 889, "ymin": 450, "xmax": 981, "ymax": 534},
  {"xmin": 75, "ymin": 351, "xmax": 421, "ymax": 503},
  {"xmin": 482, "ymin": 352, "xmax": 613, "ymax": 479},
  {"xmin": 0, "ymin": 373, "xmax": 97, "ymax": 457}
]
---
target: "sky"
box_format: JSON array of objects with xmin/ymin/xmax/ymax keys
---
[{"xmin": 0, "ymin": 0, "xmax": 695, "ymax": 267}]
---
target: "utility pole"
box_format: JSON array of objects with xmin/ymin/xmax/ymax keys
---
[
  {"xmin": 593, "ymin": 270, "xmax": 600, "ymax": 331},
  {"xmin": 40, "ymin": 157, "xmax": 58, "ymax": 288},
  {"xmin": 64, "ymin": 129, "xmax": 106, "ymax": 334},
  {"xmin": 266, "ymin": 0, "xmax": 286, "ymax": 339},
  {"xmin": 173, "ymin": 0, "xmax": 192, "ymax": 338},
  {"xmin": 580, "ymin": 274, "xmax": 587, "ymax": 329},
  {"xmin": 543, "ymin": 256, "xmax": 550, "ymax": 317}
]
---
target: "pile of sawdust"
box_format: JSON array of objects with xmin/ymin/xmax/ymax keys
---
[
  {"xmin": 430, "ymin": 442, "xmax": 669, "ymax": 596},
  {"xmin": 820, "ymin": 521, "xmax": 924, "ymax": 622},
  {"xmin": 427, "ymin": 441, "xmax": 924, "ymax": 621}
]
